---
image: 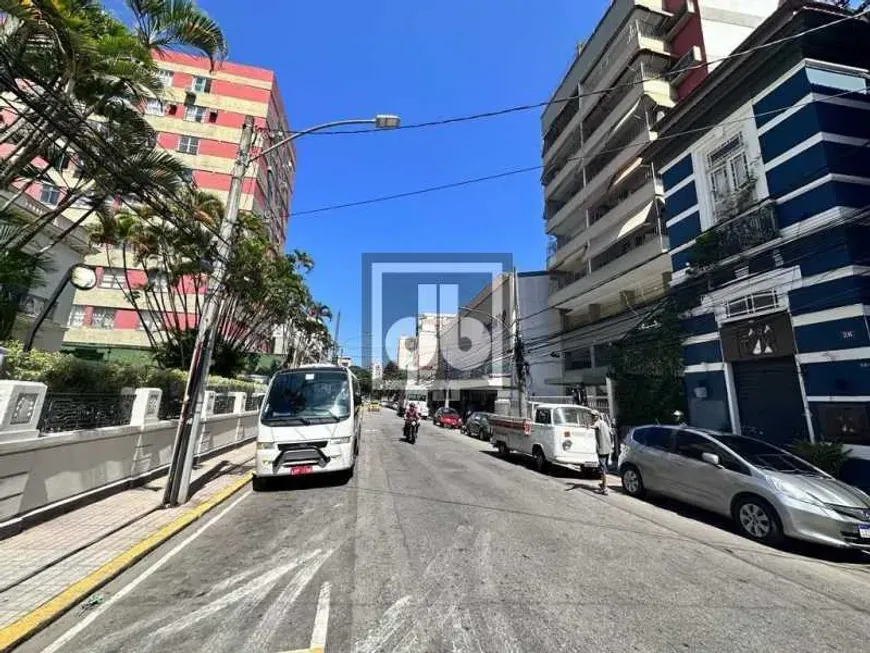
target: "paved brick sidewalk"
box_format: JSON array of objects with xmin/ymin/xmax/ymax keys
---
[{"xmin": 0, "ymin": 443, "xmax": 254, "ymax": 629}]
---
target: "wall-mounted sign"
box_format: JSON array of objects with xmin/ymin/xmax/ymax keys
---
[{"xmin": 720, "ymin": 312, "xmax": 795, "ymax": 362}]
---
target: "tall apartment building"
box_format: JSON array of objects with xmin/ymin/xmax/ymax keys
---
[
  {"xmin": 414, "ymin": 312, "xmax": 457, "ymax": 383},
  {"xmin": 541, "ymin": 0, "xmax": 778, "ymax": 406},
  {"xmin": 62, "ymin": 52, "xmax": 294, "ymax": 357}
]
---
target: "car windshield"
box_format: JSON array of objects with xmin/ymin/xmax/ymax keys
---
[
  {"xmin": 714, "ymin": 435, "xmax": 819, "ymax": 474},
  {"xmin": 262, "ymin": 370, "xmax": 351, "ymax": 424},
  {"xmin": 441, "ymin": 408, "xmax": 458, "ymax": 416},
  {"xmin": 553, "ymin": 407, "xmax": 592, "ymax": 426}
]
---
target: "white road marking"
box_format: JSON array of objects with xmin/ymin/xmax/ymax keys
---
[
  {"xmin": 352, "ymin": 595, "xmax": 413, "ymax": 653},
  {"xmin": 41, "ymin": 490, "xmax": 252, "ymax": 653},
  {"xmin": 244, "ymin": 550, "xmax": 332, "ymax": 653},
  {"xmin": 310, "ymin": 582, "xmax": 332, "ymax": 649}
]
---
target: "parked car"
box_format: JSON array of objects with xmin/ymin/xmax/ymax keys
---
[
  {"xmin": 464, "ymin": 412, "xmax": 491, "ymax": 440},
  {"xmin": 618, "ymin": 425, "xmax": 870, "ymax": 550},
  {"xmin": 433, "ymin": 407, "xmax": 462, "ymax": 429}
]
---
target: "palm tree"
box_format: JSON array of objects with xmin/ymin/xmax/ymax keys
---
[
  {"xmin": 0, "ymin": 0, "xmax": 228, "ymax": 245},
  {"xmin": 126, "ymin": 0, "xmax": 228, "ymax": 67}
]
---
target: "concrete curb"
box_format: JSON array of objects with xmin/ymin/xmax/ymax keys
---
[{"xmin": 0, "ymin": 471, "xmax": 254, "ymax": 653}]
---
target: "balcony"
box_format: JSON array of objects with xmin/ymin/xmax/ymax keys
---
[
  {"xmin": 578, "ymin": 16, "xmax": 670, "ymax": 124},
  {"xmin": 542, "ymin": 92, "xmax": 580, "ymax": 163},
  {"xmin": 547, "ymin": 124, "xmax": 654, "ymax": 235},
  {"xmin": 688, "ymin": 202, "xmax": 780, "ymax": 269},
  {"xmin": 550, "ymin": 236, "xmax": 669, "ymax": 311},
  {"xmin": 662, "ymin": 0, "xmax": 696, "ymax": 43},
  {"xmin": 665, "ymin": 45, "xmax": 702, "ymax": 86},
  {"xmin": 548, "ymin": 178, "xmax": 658, "ymax": 272}
]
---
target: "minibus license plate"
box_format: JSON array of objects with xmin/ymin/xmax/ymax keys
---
[
  {"xmin": 291, "ymin": 465, "xmax": 313, "ymax": 476},
  {"xmin": 859, "ymin": 524, "xmax": 870, "ymax": 540}
]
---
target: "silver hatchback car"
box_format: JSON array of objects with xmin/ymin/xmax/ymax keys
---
[{"xmin": 618, "ymin": 425, "xmax": 870, "ymax": 550}]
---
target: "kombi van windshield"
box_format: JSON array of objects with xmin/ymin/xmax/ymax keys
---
[{"xmin": 262, "ymin": 370, "xmax": 351, "ymax": 424}]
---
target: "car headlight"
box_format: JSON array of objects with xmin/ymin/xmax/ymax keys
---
[
  {"xmin": 333, "ymin": 436, "xmax": 352, "ymax": 444},
  {"xmin": 770, "ymin": 478, "xmax": 821, "ymax": 506},
  {"xmin": 257, "ymin": 442, "xmax": 276, "ymax": 451}
]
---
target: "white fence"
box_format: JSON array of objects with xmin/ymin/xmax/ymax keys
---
[{"xmin": 0, "ymin": 381, "xmax": 262, "ymax": 535}]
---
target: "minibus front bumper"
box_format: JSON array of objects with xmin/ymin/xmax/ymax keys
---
[{"xmin": 255, "ymin": 439, "xmax": 354, "ymax": 477}]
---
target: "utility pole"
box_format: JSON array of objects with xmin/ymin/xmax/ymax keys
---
[
  {"xmin": 162, "ymin": 113, "xmax": 399, "ymax": 508},
  {"xmin": 333, "ymin": 310, "xmax": 341, "ymax": 363},
  {"xmin": 512, "ymin": 269, "xmax": 527, "ymax": 418},
  {"xmin": 163, "ymin": 116, "xmax": 257, "ymax": 507}
]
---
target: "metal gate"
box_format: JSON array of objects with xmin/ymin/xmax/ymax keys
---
[{"xmin": 732, "ymin": 357, "xmax": 807, "ymax": 446}]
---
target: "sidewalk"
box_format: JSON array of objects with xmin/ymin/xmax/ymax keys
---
[{"xmin": 0, "ymin": 442, "xmax": 254, "ymax": 637}]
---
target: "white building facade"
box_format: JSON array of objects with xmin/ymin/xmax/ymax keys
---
[{"xmin": 541, "ymin": 0, "xmax": 779, "ymax": 411}]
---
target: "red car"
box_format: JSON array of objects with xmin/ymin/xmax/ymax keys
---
[{"xmin": 434, "ymin": 407, "xmax": 462, "ymax": 429}]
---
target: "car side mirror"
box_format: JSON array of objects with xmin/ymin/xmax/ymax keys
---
[
  {"xmin": 354, "ymin": 394, "xmax": 362, "ymax": 406},
  {"xmin": 701, "ymin": 452, "xmax": 721, "ymax": 467}
]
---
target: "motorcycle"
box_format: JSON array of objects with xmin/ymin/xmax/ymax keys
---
[{"xmin": 404, "ymin": 419, "xmax": 419, "ymax": 444}]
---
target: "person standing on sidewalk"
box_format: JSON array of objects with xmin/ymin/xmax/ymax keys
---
[{"xmin": 592, "ymin": 410, "xmax": 613, "ymax": 495}]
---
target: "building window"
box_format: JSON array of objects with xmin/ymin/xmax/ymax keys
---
[
  {"xmin": 191, "ymin": 76, "xmax": 212, "ymax": 93},
  {"xmin": 707, "ymin": 133, "xmax": 753, "ymax": 219},
  {"xmin": 137, "ymin": 312, "xmax": 162, "ymax": 331},
  {"xmin": 565, "ymin": 347, "xmax": 592, "ymax": 371},
  {"xmin": 266, "ymin": 169, "xmax": 274, "ymax": 203},
  {"xmin": 178, "ymin": 136, "xmax": 199, "ymax": 155},
  {"xmin": 180, "ymin": 167, "xmax": 194, "ymax": 184},
  {"xmin": 72, "ymin": 196, "xmax": 91, "ymax": 208},
  {"xmin": 157, "ymin": 69, "xmax": 174, "ymax": 87},
  {"xmin": 144, "ymin": 98, "xmax": 164, "ymax": 116},
  {"xmin": 67, "ymin": 305, "xmax": 86, "ymax": 327},
  {"xmin": 806, "ymin": 66, "xmax": 867, "ymax": 93},
  {"xmin": 147, "ymin": 270, "xmax": 170, "ymax": 291},
  {"xmin": 99, "ymin": 267, "xmax": 126, "ymax": 289},
  {"xmin": 725, "ymin": 290, "xmax": 780, "ymax": 319},
  {"xmin": 90, "ymin": 307, "xmax": 116, "ymax": 329},
  {"xmin": 39, "ymin": 183, "xmax": 61, "ymax": 206},
  {"xmin": 184, "ymin": 105, "xmax": 206, "ymax": 122}
]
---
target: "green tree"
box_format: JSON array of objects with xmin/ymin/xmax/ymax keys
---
[
  {"xmin": 610, "ymin": 300, "xmax": 686, "ymax": 427},
  {"xmin": 92, "ymin": 195, "xmax": 324, "ymax": 377},
  {"xmin": 350, "ymin": 365, "xmax": 372, "ymax": 396},
  {"xmin": 0, "ymin": 0, "xmax": 227, "ymax": 253}
]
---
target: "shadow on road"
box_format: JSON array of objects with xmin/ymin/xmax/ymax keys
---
[
  {"xmin": 574, "ymin": 480, "xmax": 870, "ymax": 565},
  {"xmin": 253, "ymin": 471, "xmax": 353, "ymax": 493},
  {"xmin": 479, "ymin": 450, "xmax": 597, "ymax": 480}
]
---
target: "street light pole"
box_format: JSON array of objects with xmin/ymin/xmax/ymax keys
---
[{"xmin": 163, "ymin": 113, "xmax": 400, "ymax": 506}]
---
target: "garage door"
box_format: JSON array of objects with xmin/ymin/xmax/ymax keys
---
[{"xmin": 733, "ymin": 357, "xmax": 807, "ymax": 446}]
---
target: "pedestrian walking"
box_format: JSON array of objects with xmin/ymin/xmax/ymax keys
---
[{"xmin": 592, "ymin": 410, "xmax": 613, "ymax": 495}]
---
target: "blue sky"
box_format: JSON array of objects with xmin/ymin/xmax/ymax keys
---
[{"xmin": 114, "ymin": 0, "xmax": 609, "ymax": 363}]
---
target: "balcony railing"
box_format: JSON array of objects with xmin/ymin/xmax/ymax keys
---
[{"xmin": 689, "ymin": 203, "xmax": 780, "ymax": 268}]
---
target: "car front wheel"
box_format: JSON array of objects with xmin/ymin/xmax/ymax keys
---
[
  {"xmin": 733, "ymin": 496, "xmax": 784, "ymax": 546},
  {"xmin": 620, "ymin": 465, "xmax": 645, "ymax": 498}
]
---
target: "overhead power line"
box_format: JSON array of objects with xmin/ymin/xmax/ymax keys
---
[
  {"xmin": 270, "ymin": 8, "xmax": 869, "ymax": 138},
  {"xmin": 292, "ymin": 85, "xmax": 869, "ymax": 217}
]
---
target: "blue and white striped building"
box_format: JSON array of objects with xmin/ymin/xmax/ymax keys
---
[{"xmin": 645, "ymin": 2, "xmax": 870, "ymax": 481}]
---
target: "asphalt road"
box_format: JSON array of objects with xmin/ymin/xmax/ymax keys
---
[{"xmin": 20, "ymin": 411, "xmax": 870, "ymax": 653}]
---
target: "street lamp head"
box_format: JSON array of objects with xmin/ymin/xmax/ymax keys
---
[
  {"xmin": 374, "ymin": 114, "xmax": 401, "ymax": 129},
  {"xmin": 70, "ymin": 264, "xmax": 97, "ymax": 291}
]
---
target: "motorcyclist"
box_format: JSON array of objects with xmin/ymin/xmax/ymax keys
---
[{"xmin": 403, "ymin": 402, "xmax": 420, "ymax": 437}]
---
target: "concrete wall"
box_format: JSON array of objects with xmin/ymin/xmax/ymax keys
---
[
  {"xmin": 0, "ymin": 411, "xmax": 258, "ymax": 525},
  {"xmin": 518, "ymin": 274, "xmax": 563, "ymax": 397}
]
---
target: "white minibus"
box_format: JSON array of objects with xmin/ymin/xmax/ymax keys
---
[{"xmin": 253, "ymin": 364, "xmax": 362, "ymax": 490}]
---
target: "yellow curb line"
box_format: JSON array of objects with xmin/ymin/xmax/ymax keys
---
[{"xmin": 0, "ymin": 471, "xmax": 254, "ymax": 653}]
